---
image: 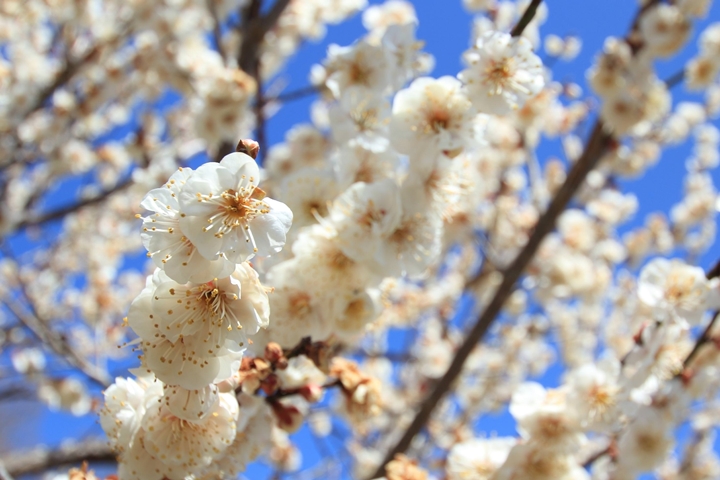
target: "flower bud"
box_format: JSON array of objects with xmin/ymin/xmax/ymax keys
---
[
  {"xmin": 236, "ymin": 138, "xmax": 260, "ymax": 159},
  {"xmin": 299, "ymin": 384, "xmax": 324, "ymax": 403}
]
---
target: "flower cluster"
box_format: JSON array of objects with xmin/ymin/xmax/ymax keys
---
[{"xmin": 100, "ymin": 151, "xmax": 293, "ymax": 478}]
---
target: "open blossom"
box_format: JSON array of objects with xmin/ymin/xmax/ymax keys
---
[
  {"xmin": 162, "ymin": 383, "xmax": 219, "ymax": 422},
  {"xmin": 100, "ymin": 376, "xmax": 162, "ymax": 453},
  {"xmin": 446, "ymin": 437, "xmax": 516, "ymax": 480},
  {"xmin": 277, "ymin": 168, "xmax": 339, "ymax": 233},
  {"xmin": 493, "ymin": 443, "xmax": 590, "ymax": 480},
  {"xmin": 565, "ymin": 358, "xmax": 621, "ymax": 429},
  {"xmin": 616, "ymin": 407, "xmax": 674, "ymax": 474},
  {"xmin": 389, "ymin": 76, "xmax": 475, "ymax": 165},
  {"xmin": 362, "ymin": 0, "xmax": 417, "ymax": 37},
  {"xmin": 459, "ymin": 30, "xmax": 545, "ymax": 115},
  {"xmin": 130, "ymin": 264, "xmax": 268, "ymax": 350},
  {"xmin": 637, "ymin": 257, "xmax": 712, "ymax": 324},
  {"xmin": 587, "ymin": 37, "xmax": 633, "ymax": 98},
  {"xmin": 139, "ymin": 167, "xmax": 235, "ymax": 284},
  {"xmin": 509, "ymin": 382, "xmax": 585, "ymax": 453},
  {"xmin": 127, "ymin": 270, "xmax": 253, "ymax": 389},
  {"xmin": 639, "ymin": 4, "xmax": 691, "ymax": 58},
  {"xmin": 178, "ymin": 152, "xmax": 292, "ymax": 264},
  {"xmin": 328, "ymin": 94, "xmax": 392, "ymax": 152},
  {"xmin": 371, "ymin": 185, "xmax": 443, "ymax": 277},
  {"xmin": 322, "ymin": 40, "xmax": 393, "ymax": 99},
  {"xmin": 329, "ymin": 179, "xmax": 403, "ymax": 262},
  {"xmin": 142, "ymin": 391, "xmax": 239, "ymax": 475},
  {"xmin": 600, "ymin": 74, "xmax": 670, "ymax": 135}
]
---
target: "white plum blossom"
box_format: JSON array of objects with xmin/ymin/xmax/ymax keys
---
[
  {"xmin": 329, "ymin": 179, "xmax": 403, "ymax": 262},
  {"xmin": 616, "ymin": 407, "xmax": 675, "ymax": 474},
  {"xmin": 322, "ymin": 41, "xmax": 393, "ymax": 99},
  {"xmin": 331, "ymin": 288, "xmax": 381, "ymax": 341},
  {"xmin": 639, "ymin": 4, "xmax": 691, "ymax": 58},
  {"xmin": 459, "ymin": 30, "xmax": 545, "ymax": 115},
  {"xmin": 371, "ymin": 185, "xmax": 443, "ymax": 277},
  {"xmin": 509, "ymin": 382, "xmax": 585, "ymax": 453},
  {"xmin": 638, "ymin": 257, "xmax": 712, "ymax": 324},
  {"xmin": 565, "ymin": 358, "xmax": 621, "ymax": 429},
  {"xmin": 162, "ymin": 383, "xmax": 219, "ymax": 422},
  {"xmin": 446, "ymin": 437, "xmax": 516, "ymax": 480},
  {"xmin": 142, "ymin": 391, "xmax": 239, "ymax": 474},
  {"xmin": 178, "ymin": 152, "xmax": 293, "ymax": 264},
  {"xmin": 139, "ymin": 167, "xmax": 236, "ymax": 284},
  {"xmin": 100, "ymin": 376, "xmax": 162, "ymax": 453},
  {"xmin": 328, "ymin": 93, "xmax": 392, "ymax": 152},
  {"xmin": 389, "ymin": 76, "xmax": 475, "ymax": 166},
  {"xmin": 277, "ymin": 168, "xmax": 340, "ymax": 233}
]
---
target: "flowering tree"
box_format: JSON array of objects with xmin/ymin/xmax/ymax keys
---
[{"xmin": 1, "ymin": 0, "xmax": 720, "ymax": 479}]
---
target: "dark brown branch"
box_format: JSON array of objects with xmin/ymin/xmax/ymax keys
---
[
  {"xmin": 664, "ymin": 69, "xmax": 685, "ymax": 89},
  {"xmin": 706, "ymin": 258, "xmax": 720, "ymax": 281},
  {"xmin": 8, "ymin": 177, "xmax": 133, "ymax": 234},
  {"xmin": 681, "ymin": 310, "xmax": 720, "ymax": 373},
  {"xmin": 253, "ymin": 61, "xmax": 268, "ymax": 156},
  {"xmin": 677, "ymin": 261, "xmax": 720, "ymax": 372},
  {"xmin": 267, "ymin": 379, "xmax": 341, "ymax": 401},
  {"xmin": 369, "ymin": 120, "xmax": 611, "ymax": 479},
  {"xmin": 285, "ymin": 336, "xmax": 313, "ymax": 360},
  {"xmin": 511, "ymin": 0, "xmax": 543, "ymax": 37},
  {"xmin": 1, "ymin": 438, "xmax": 115, "ymax": 477},
  {"xmin": 215, "ymin": 0, "xmax": 293, "ymax": 161},
  {"xmin": 583, "ymin": 445, "xmax": 612, "ymax": 469},
  {"xmin": 263, "ymin": 85, "xmax": 319, "ymax": 105}
]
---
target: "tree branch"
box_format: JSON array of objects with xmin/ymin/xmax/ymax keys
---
[
  {"xmin": 215, "ymin": 0, "xmax": 294, "ymax": 161},
  {"xmin": 0, "ymin": 248, "xmax": 111, "ymax": 389},
  {"xmin": 511, "ymin": 0, "xmax": 543, "ymax": 37},
  {"xmin": 369, "ymin": 120, "xmax": 611, "ymax": 479},
  {"xmin": 0, "ymin": 438, "xmax": 115, "ymax": 478},
  {"xmin": 664, "ymin": 69, "xmax": 685, "ymax": 89},
  {"xmin": 6, "ymin": 177, "xmax": 134, "ymax": 235},
  {"xmin": 262, "ymin": 84, "xmax": 319, "ymax": 105}
]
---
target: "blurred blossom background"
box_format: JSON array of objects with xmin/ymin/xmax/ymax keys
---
[{"xmin": 0, "ymin": 0, "xmax": 720, "ymax": 479}]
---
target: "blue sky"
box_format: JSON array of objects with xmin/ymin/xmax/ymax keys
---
[{"xmin": 2, "ymin": 1, "xmax": 720, "ymax": 479}]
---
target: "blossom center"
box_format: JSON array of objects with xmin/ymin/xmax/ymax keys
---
[
  {"xmin": 289, "ymin": 292, "xmax": 312, "ymax": 316},
  {"xmin": 483, "ymin": 58, "xmax": 514, "ymax": 93}
]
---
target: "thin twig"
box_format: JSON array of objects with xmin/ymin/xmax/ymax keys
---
[
  {"xmin": 510, "ymin": 0, "xmax": 543, "ymax": 37},
  {"xmin": 263, "ymin": 85, "xmax": 319, "ymax": 105},
  {"xmin": 0, "ymin": 438, "xmax": 115, "ymax": 477},
  {"xmin": 215, "ymin": 0, "xmax": 294, "ymax": 161},
  {"xmin": 0, "ymin": 247, "xmax": 111, "ymax": 388},
  {"xmin": 678, "ymin": 262, "xmax": 720, "ymax": 371},
  {"xmin": 664, "ymin": 69, "xmax": 685, "ymax": 89},
  {"xmin": 6, "ymin": 177, "xmax": 134, "ymax": 235},
  {"xmin": 266, "ymin": 379, "xmax": 341, "ymax": 401},
  {"xmin": 253, "ymin": 60, "xmax": 268, "ymax": 157},
  {"xmin": 0, "ymin": 26, "xmax": 131, "ymax": 173},
  {"xmin": 583, "ymin": 445, "xmax": 611, "ymax": 469},
  {"xmin": 681, "ymin": 311, "xmax": 719, "ymax": 372}
]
